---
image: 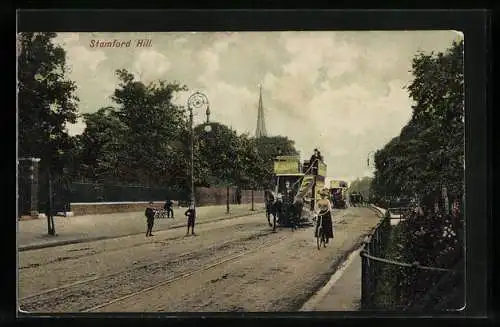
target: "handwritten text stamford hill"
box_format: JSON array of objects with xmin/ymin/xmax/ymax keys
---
[{"xmin": 89, "ymin": 39, "xmax": 152, "ymax": 48}]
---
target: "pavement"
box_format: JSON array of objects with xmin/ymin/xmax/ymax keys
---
[
  {"xmin": 18, "ymin": 203, "xmax": 265, "ymax": 251},
  {"xmin": 302, "ymin": 248, "xmax": 362, "ymax": 311},
  {"xmin": 301, "ymin": 204, "xmax": 385, "ymax": 311}
]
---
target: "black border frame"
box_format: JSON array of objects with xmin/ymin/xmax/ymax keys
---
[{"xmin": 12, "ymin": 8, "xmax": 491, "ymax": 323}]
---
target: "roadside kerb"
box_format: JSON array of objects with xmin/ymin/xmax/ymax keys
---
[
  {"xmin": 19, "ymin": 208, "xmax": 265, "ymax": 252},
  {"xmin": 368, "ymin": 205, "xmax": 387, "ymax": 217},
  {"xmin": 298, "ymin": 208, "xmax": 384, "ymax": 311}
]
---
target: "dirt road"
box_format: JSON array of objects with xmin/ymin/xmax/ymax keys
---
[{"xmin": 19, "ymin": 207, "xmax": 380, "ymax": 313}]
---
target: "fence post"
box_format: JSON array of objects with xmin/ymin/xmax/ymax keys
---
[{"xmin": 361, "ymin": 250, "xmax": 368, "ymax": 309}]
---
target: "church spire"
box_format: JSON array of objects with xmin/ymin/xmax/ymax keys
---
[{"xmin": 255, "ymin": 84, "xmax": 268, "ymax": 138}]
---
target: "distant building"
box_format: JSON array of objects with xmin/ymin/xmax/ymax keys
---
[{"xmin": 255, "ymin": 85, "xmax": 268, "ymax": 138}]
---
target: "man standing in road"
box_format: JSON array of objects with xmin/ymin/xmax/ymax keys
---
[
  {"xmin": 145, "ymin": 201, "xmax": 156, "ymax": 237},
  {"xmin": 185, "ymin": 203, "xmax": 196, "ymax": 236},
  {"xmin": 164, "ymin": 199, "xmax": 174, "ymax": 218}
]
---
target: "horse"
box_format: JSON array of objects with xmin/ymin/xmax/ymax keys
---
[{"xmin": 265, "ymin": 190, "xmax": 278, "ymax": 231}]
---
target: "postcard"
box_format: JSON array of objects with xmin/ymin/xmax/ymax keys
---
[{"xmin": 17, "ymin": 31, "xmax": 464, "ymax": 313}]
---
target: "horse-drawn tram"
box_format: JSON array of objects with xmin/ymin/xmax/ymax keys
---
[
  {"xmin": 265, "ymin": 153, "xmax": 327, "ymax": 230},
  {"xmin": 329, "ymin": 180, "xmax": 349, "ymax": 209}
]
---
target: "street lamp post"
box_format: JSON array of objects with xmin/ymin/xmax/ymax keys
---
[{"xmin": 187, "ymin": 92, "xmax": 210, "ymax": 208}]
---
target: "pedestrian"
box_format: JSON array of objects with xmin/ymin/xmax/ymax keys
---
[
  {"xmin": 236, "ymin": 188, "xmax": 242, "ymax": 205},
  {"xmin": 309, "ymin": 148, "xmax": 320, "ymax": 174},
  {"xmin": 185, "ymin": 203, "xmax": 196, "ymax": 236},
  {"xmin": 145, "ymin": 201, "xmax": 156, "ymax": 237},
  {"xmin": 164, "ymin": 199, "xmax": 174, "ymax": 218}
]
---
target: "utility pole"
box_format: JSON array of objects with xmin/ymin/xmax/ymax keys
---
[
  {"xmin": 251, "ymin": 188, "xmax": 255, "ymax": 211},
  {"xmin": 226, "ymin": 186, "xmax": 230, "ymax": 214}
]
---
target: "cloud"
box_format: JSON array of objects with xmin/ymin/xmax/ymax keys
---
[
  {"xmin": 69, "ymin": 45, "xmax": 107, "ymax": 72},
  {"xmin": 53, "ymin": 35, "xmax": 113, "ymax": 114},
  {"xmin": 132, "ymin": 50, "xmax": 172, "ymax": 82},
  {"xmin": 66, "ymin": 117, "xmax": 87, "ymax": 136}
]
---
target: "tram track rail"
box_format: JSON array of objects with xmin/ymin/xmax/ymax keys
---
[
  {"xmin": 85, "ymin": 234, "xmax": 289, "ymax": 312},
  {"xmin": 19, "ymin": 218, "xmax": 268, "ymax": 270},
  {"xmin": 19, "ymin": 229, "xmax": 289, "ymax": 313}
]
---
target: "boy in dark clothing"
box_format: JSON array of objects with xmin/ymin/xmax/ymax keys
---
[
  {"xmin": 164, "ymin": 199, "xmax": 174, "ymax": 218},
  {"xmin": 145, "ymin": 202, "xmax": 155, "ymax": 237},
  {"xmin": 184, "ymin": 204, "xmax": 196, "ymax": 236}
]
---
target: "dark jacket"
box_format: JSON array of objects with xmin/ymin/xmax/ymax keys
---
[
  {"xmin": 164, "ymin": 200, "xmax": 173, "ymax": 210},
  {"xmin": 309, "ymin": 154, "xmax": 321, "ymax": 173},
  {"xmin": 184, "ymin": 208, "xmax": 196, "ymax": 219},
  {"xmin": 145, "ymin": 207, "xmax": 155, "ymax": 220}
]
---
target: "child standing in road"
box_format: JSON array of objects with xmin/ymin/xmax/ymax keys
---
[
  {"xmin": 185, "ymin": 204, "xmax": 196, "ymax": 236},
  {"xmin": 145, "ymin": 201, "xmax": 156, "ymax": 237},
  {"xmin": 164, "ymin": 199, "xmax": 174, "ymax": 218}
]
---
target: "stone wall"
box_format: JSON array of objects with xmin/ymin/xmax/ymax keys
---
[
  {"xmin": 195, "ymin": 187, "xmax": 265, "ymax": 206},
  {"xmin": 70, "ymin": 201, "xmax": 167, "ymax": 216}
]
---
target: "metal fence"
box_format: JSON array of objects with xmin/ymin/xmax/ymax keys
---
[
  {"xmin": 68, "ymin": 182, "xmax": 189, "ymax": 203},
  {"xmin": 35, "ymin": 181, "xmax": 262, "ymax": 213},
  {"xmin": 360, "ymin": 207, "xmax": 464, "ymax": 311},
  {"xmin": 403, "ymin": 259, "xmax": 464, "ymax": 311},
  {"xmin": 360, "ymin": 211, "xmax": 392, "ymax": 308},
  {"xmin": 17, "ymin": 160, "xmax": 33, "ymax": 216}
]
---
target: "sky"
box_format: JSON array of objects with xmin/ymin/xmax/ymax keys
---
[{"xmin": 54, "ymin": 31, "xmax": 463, "ymax": 183}]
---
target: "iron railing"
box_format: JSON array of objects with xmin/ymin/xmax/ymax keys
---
[
  {"xmin": 68, "ymin": 182, "xmax": 188, "ymax": 203},
  {"xmin": 387, "ymin": 206, "xmax": 414, "ymax": 224},
  {"xmin": 404, "ymin": 258, "xmax": 464, "ymax": 311},
  {"xmin": 360, "ymin": 211, "xmax": 392, "ymax": 308},
  {"xmin": 360, "ymin": 207, "xmax": 464, "ymax": 311}
]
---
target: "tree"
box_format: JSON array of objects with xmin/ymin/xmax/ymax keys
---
[
  {"xmin": 75, "ymin": 107, "xmax": 128, "ymax": 182},
  {"xmin": 253, "ymin": 136, "xmax": 300, "ymax": 189},
  {"xmin": 234, "ymin": 133, "xmax": 265, "ymax": 189},
  {"xmin": 349, "ymin": 176, "xmax": 373, "ymax": 199},
  {"xmin": 104, "ymin": 69, "xmax": 188, "ymax": 186},
  {"xmin": 74, "ymin": 71, "xmax": 302, "ymax": 194},
  {"xmin": 193, "ymin": 129, "xmax": 298, "ymax": 190},
  {"xmin": 18, "ymin": 32, "xmax": 79, "ymax": 175},
  {"xmin": 18, "ymin": 32, "xmax": 80, "ymax": 235},
  {"xmin": 371, "ymin": 40, "xmax": 464, "ymax": 204},
  {"xmin": 254, "ymin": 136, "xmax": 299, "ymax": 159},
  {"xmin": 369, "ymin": 40, "xmax": 465, "ymax": 310},
  {"xmin": 194, "ymin": 122, "xmax": 241, "ymax": 187}
]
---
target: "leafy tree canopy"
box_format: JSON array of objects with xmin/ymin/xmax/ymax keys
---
[
  {"xmin": 18, "ymin": 32, "xmax": 79, "ymax": 175},
  {"xmin": 371, "ymin": 40, "xmax": 464, "ymax": 203}
]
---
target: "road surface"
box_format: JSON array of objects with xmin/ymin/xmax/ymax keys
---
[
  {"xmin": 19, "ymin": 207, "xmax": 380, "ymax": 313},
  {"xmin": 18, "ymin": 204, "xmax": 263, "ymax": 250}
]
